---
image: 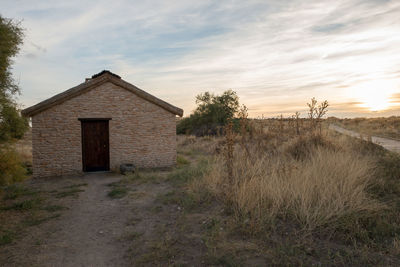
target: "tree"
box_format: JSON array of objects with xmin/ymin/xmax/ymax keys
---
[
  {"xmin": 0, "ymin": 15, "xmax": 28, "ymax": 143},
  {"xmin": 177, "ymin": 90, "xmax": 241, "ymax": 136},
  {"xmin": 0, "ymin": 16, "xmax": 28, "ymax": 185}
]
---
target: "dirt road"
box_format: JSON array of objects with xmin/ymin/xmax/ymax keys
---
[
  {"xmin": 34, "ymin": 173, "xmax": 134, "ymax": 266},
  {"xmin": 1, "ymin": 172, "xmax": 203, "ymax": 266},
  {"xmin": 329, "ymin": 124, "xmax": 400, "ymax": 153}
]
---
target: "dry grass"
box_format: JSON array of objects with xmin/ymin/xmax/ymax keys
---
[
  {"xmin": 201, "ymin": 144, "xmax": 382, "ymax": 231},
  {"xmin": 182, "ymin": 126, "xmax": 400, "ymax": 264},
  {"xmin": 13, "ymin": 128, "xmax": 32, "ymax": 164},
  {"xmin": 0, "ymin": 129, "xmax": 32, "ymax": 185},
  {"xmin": 190, "ymin": 122, "xmax": 386, "ymax": 232},
  {"xmin": 330, "ymin": 116, "xmax": 400, "ymax": 140},
  {"xmin": 177, "ymin": 135, "xmax": 220, "ymax": 156},
  {"xmin": 1, "ymin": 121, "xmax": 398, "ymax": 265}
]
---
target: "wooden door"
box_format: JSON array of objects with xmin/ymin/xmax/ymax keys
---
[{"xmin": 81, "ymin": 120, "xmax": 110, "ymax": 172}]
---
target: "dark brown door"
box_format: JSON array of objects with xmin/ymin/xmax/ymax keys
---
[{"xmin": 81, "ymin": 120, "xmax": 110, "ymax": 172}]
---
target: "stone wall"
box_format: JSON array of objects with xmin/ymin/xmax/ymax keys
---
[{"xmin": 31, "ymin": 82, "xmax": 177, "ymax": 178}]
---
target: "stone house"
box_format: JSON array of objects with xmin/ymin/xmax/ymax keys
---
[{"xmin": 22, "ymin": 70, "xmax": 183, "ymax": 178}]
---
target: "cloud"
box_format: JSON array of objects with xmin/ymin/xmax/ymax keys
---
[
  {"xmin": 30, "ymin": 42, "xmax": 46, "ymax": 53},
  {"xmin": 1, "ymin": 0, "xmax": 399, "ymax": 117},
  {"xmin": 390, "ymin": 93, "xmax": 400, "ymax": 103},
  {"xmin": 24, "ymin": 53, "xmax": 36, "ymax": 59},
  {"xmin": 312, "ymin": 23, "xmax": 346, "ymax": 33},
  {"xmin": 323, "ymin": 47, "xmax": 385, "ymax": 60}
]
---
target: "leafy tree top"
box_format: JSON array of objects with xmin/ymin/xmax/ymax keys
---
[
  {"xmin": 194, "ymin": 89, "xmax": 240, "ymax": 124},
  {"xmin": 0, "ymin": 16, "xmax": 27, "ymax": 142},
  {"xmin": 0, "ymin": 16, "xmax": 24, "ymax": 102},
  {"xmin": 177, "ymin": 90, "xmax": 241, "ymax": 135}
]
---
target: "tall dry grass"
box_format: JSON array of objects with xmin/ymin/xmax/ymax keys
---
[
  {"xmin": 177, "ymin": 135, "xmax": 221, "ymax": 156},
  {"xmin": 192, "ymin": 131, "xmax": 384, "ymax": 231}
]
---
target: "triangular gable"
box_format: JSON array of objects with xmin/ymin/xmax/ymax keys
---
[{"xmin": 21, "ymin": 71, "xmax": 183, "ymax": 117}]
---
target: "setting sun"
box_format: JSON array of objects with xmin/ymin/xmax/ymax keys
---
[
  {"xmin": 360, "ymin": 90, "xmax": 391, "ymax": 111},
  {"xmin": 353, "ymin": 80, "xmax": 398, "ymax": 112}
]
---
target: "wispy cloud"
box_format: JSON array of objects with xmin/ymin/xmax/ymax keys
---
[{"xmin": 1, "ymin": 0, "xmax": 400, "ymax": 117}]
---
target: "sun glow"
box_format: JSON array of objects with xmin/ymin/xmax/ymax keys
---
[
  {"xmin": 359, "ymin": 90, "xmax": 391, "ymax": 111},
  {"xmin": 353, "ymin": 80, "xmax": 398, "ymax": 112}
]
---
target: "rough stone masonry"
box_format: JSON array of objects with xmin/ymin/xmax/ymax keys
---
[{"xmin": 22, "ymin": 71, "xmax": 183, "ymax": 178}]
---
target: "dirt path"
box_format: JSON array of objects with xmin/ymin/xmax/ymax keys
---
[
  {"xmin": 329, "ymin": 124, "xmax": 400, "ymax": 153},
  {"xmin": 33, "ymin": 173, "xmax": 134, "ymax": 266},
  {"xmin": 2, "ymin": 171, "xmax": 209, "ymax": 266}
]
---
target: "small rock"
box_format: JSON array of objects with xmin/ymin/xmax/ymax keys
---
[{"xmin": 99, "ymin": 230, "xmax": 104, "ymax": 234}]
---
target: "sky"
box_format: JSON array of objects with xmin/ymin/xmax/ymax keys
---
[{"xmin": 1, "ymin": 0, "xmax": 400, "ymax": 118}]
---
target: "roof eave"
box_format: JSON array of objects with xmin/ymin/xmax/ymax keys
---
[
  {"xmin": 21, "ymin": 73, "xmax": 184, "ymax": 117},
  {"xmin": 21, "ymin": 76, "xmax": 109, "ymax": 117}
]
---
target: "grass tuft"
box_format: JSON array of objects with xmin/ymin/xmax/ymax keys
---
[
  {"xmin": 136, "ymin": 234, "xmax": 178, "ymax": 265},
  {"xmin": 157, "ymin": 190, "xmax": 198, "ymax": 211},
  {"xmin": 0, "ymin": 230, "xmax": 15, "ymax": 246},
  {"xmin": 126, "ymin": 231, "xmax": 143, "ymax": 240},
  {"xmin": 23, "ymin": 214, "xmax": 61, "ymax": 227},
  {"xmin": 62, "ymin": 183, "xmax": 88, "ymax": 189},
  {"xmin": 108, "ymin": 187, "xmax": 128, "ymax": 199},
  {"xmin": 167, "ymin": 158, "xmax": 209, "ymax": 186},
  {"xmin": 124, "ymin": 171, "xmax": 162, "ymax": 184},
  {"xmin": 55, "ymin": 188, "xmax": 84, "ymax": 198},
  {"xmin": 42, "ymin": 205, "xmax": 68, "ymax": 212},
  {"xmin": 176, "ymin": 155, "xmax": 190, "ymax": 167},
  {"xmin": 2, "ymin": 184, "xmax": 38, "ymax": 200},
  {"xmin": 1, "ymin": 198, "xmax": 42, "ymax": 211}
]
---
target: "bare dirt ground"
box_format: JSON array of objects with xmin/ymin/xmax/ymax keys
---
[
  {"xmin": 330, "ymin": 124, "xmax": 400, "ymax": 153},
  {"xmin": 35, "ymin": 173, "xmax": 136, "ymax": 267},
  {"xmin": 0, "ymin": 171, "xmax": 210, "ymax": 266}
]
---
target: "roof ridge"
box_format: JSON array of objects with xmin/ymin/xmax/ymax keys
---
[
  {"xmin": 91, "ymin": 70, "xmax": 121, "ymax": 79},
  {"xmin": 21, "ymin": 72, "xmax": 183, "ymax": 117}
]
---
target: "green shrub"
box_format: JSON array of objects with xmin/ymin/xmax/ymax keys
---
[
  {"xmin": 0, "ymin": 104, "xmax": 29, "ymax": 142},
  {"xmin": 0, "ymin": 146, "xmax": 27, "ymax": 186},
  {"xmin": 177, "ymin": 90, "xmax": 241, "ymax": 136}
]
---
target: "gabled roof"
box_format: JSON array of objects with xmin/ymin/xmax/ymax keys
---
[{"xmin": 21, "ymin": 70, "xmax": 183, "ymax": 117}]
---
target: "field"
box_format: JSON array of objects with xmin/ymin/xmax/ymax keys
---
[
  {"xmin": 329, "ymin": 116, "xmax": 400, "ymax": 140},
  {"xmin": 182, "ymin": 121, "xmax": 400, "ymax": 265},
  {"xmin": 1, "ymin": 122, "xmax": 400, "ymax": 266}
]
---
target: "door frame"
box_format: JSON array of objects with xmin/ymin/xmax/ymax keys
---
[{"xmin": 79, "ymin": 118, "xmax": 111, "ymax": 172}]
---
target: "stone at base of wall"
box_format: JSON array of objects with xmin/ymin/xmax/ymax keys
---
[{"xmin": 32, "ymin": 163, "xmax": 177, "ymax": 179}]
